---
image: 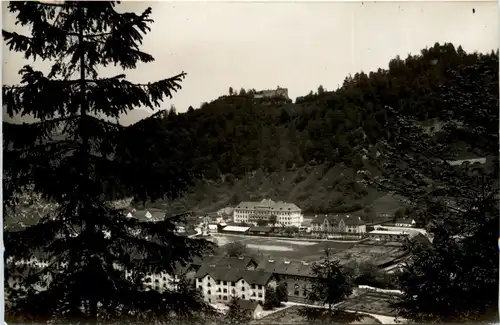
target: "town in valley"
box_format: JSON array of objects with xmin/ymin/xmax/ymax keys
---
[{"xmin": 3, "ymin": 1, "xmax": 497, "ymax": 324}]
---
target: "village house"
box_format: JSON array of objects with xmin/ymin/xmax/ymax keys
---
[
  {"xmin": 194, "ymin": 265, "xmax": 276, "ymax": 304},
  {"xmin": 191, "ymin": 256, "xmax": 259, "ymax": 272},
  {"xmin": 394, "ymin": 218, "xmax": 416, "ymax": 228},
  {"xmin": 217, "ymin": 207, "xmax": 234, "ymax": 218},
  {"xmin": 310, "ymin": 214, "xmax": 367, "ymax": 234},
  {"xmin": 134, "ymin": 262, "xmax": 197, "ymax": 292},
  {"xmin": 233, "ymin": 199, "xmax": 303, "ymax": 228},
  {"xmin": 233, "ymin": 299, "xmax": 264, "ymax": 319},
  {"xmin": 7, "ymin": 254, "xmax": 196, "ymax": 295},
  {"xmin": 126, "ymin": 209, "xmax": 165, "ymax": 221},
  {"xmin": 256, "ymin": 259, "xmax": 316, "ymax": 303}
]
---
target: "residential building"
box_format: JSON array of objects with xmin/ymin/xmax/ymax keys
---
[
  {"xmin": 310, "ymin": 214, "xmax": 367, "ymax": 234},
  {"xmin": 137, "ymin": 262, "xmax": 196, "ymax": 292},
  {"xmin": 208, "ymin": 224, "xmax": 219, "ymax": 234},
  {"xmin": 233, "ymin": 199, "xmax": 303, "ymax": 227},
  {"xmin": 217, "ymin": 207, "xmax": 234, "ymax": 218},
  {"xmin": 256, "ymin": 259, "xmax": 316, "ymax": 303},
  {"xmin": 194, "ymin": 265, "xmax": 276, "ymax": 304},
  {"xmin": 248, "ymin": 226, "xmax": 273, "ymax": 236},
  {"xmin": 7, "ymin": 256, "xmax": 195, "ymax": 294},
  {"xmin": 233, "ymin": 299, "xmax": 264, "ymax": 320},
  {"xmin": 175, "ymin": 225, "xmax": 186, "ymax": 233},
  {"xmin": 205, "ymin": 213, "xmax": 225, "ymax": 224},
  {"xmin": 394, "ymin": 218, "xmax": 416, "ymax": 228},
  {"xmin": 126, "ymin": 209, "xmax": 165, "ymax": 221}
]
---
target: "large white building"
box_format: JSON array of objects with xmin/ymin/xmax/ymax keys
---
[
  {"xmin": 194, "ymin": 265, "xmax": 276, "ymax": 304},
  {"xmin": 233, "ymin": 199, "xmax": 303, "ymax": 227}
]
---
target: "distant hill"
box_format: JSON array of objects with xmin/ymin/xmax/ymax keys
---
[
  {"xmin": 135, "ymin": 42, "xmax": 494, "ymax": 217},
  {"xmin": 148, "ymin": 162, "xmax": 407, "ymax": 219}
]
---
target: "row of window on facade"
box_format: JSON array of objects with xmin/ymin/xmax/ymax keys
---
[{"xmin": 197, "ymin": 278, "xmax": 264, "ymax": 290}]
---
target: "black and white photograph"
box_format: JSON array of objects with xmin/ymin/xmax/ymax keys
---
[{"xmin": 2, "ymin": 1, "xmax": 498, "ymax": 324}]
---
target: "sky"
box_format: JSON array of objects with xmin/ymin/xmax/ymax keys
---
[{"xmin": 2, "ymin": 1, "xmax": 498, "ymax": 119}]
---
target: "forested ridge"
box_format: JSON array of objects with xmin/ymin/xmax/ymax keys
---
[{"xmin": 132, "ymin": 42, "xmax": 497, "ymax": 214}]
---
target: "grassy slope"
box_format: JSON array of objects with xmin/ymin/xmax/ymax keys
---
[{"xmin": 152, "ymin": 161, "xmax": 406, "ymax": 217}]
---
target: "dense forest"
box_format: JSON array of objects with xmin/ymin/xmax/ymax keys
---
[{"xmin": 129, "ymin": 43, "xmax": 497, "ymax": 215}]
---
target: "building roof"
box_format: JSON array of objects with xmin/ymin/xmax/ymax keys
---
[
  {"xmin": 343, "ymin": 216, "xmax": 366, "ymax": 226},
  {"xmin": 310, "ymin": 214, "xmax": 342, "ymax": 225},
  {"xmin": 256, "ymin": 259, "xmax": 315, "ymax": 278},
  {"xmin": 311, "ymin": 214, "xmax": 366, "ymax": 226},
  {"xmin": 223, "ymin": 226, "xmax": 250, "ymax": 232},
  {"xmin": 195, "ymin": 265, "xmax": 273, "ymax": 286},
  {"xmin": 127, "ymin": 209, "xmax": 165, "ymax": 221},
  {"xmin": 217, "ymin": 207, "xmax": 234, "ymax": 214},
  {"xmin": 235, "ymin": 299, "xmax": 260, "ymax": 311},
  {"xmin": 235, "ymin": 199, "xmax": 301, "ymax": 212},
  {"xmin": 369, "ymin": 230, "xmax": 411, "ymax": 236},
  {"xmin": 395, "ymin": 218, "xmax": 415, "ymax": 224},
  {"xmin": 249, "ymin": 226, "xmax": 273, "ymax": 233},
  {"xmin": 192, "ymin": 256, "xmax": 257, "ymax": 269}
]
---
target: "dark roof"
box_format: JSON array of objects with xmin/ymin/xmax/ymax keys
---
[
  {"xmin": 343, "ymin": 216, "xmax": 366, "ymax": 226},
  {"xmin": 395, "ymin": 218, "xmax": 414, "ymax": 224},
  {"xmin": 127, "ymin": 209, "xmax": 165, "ymax": 221},
  {"xmin": 192, "ymin": 255, "xmax": 257, "ymax": 269},
  {"xmin": 249, "ymin": 226, "xmax": 273, "ymax": 233},
  {"xmin": 235, "ymin": 299, "xmax": 260, "ymax": 311},
  {"xmin": 235, "ymin": 199, "xmax": 301, "ymax": 212},
  {"xmin": 310, "ymin": 214, "xmax": 341, "ymax": 225},
  {"xmin": 195, "ymin": 265, "xmax": 273, "ymax": 286},
  {"xmin": 311, "ymin": 214, "xmax": 366, "ymax": 226},
  {"xmin": 256, "ymin": 259, "xmax": 315, "ymax": 278}
]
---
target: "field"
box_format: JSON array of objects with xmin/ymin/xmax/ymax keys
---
[
  {"xmin": 334, "ymin": 243, "xmax": 407, "ymax": 267},
  {"xmin": 209, "ymin": 234, "xmax": 355, "ymax": 261},
  {"xmin": 337, "ymin": 291, "xmax": 402, "ymax": 317}
]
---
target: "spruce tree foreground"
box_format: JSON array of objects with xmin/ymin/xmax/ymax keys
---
[{"xmin": 3, "ymin": 1, "xmax": 213, "ymax": 324}]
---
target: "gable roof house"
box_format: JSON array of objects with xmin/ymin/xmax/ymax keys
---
[
  {"xmin": 126, "ymin": 209, "xmax": 165, "ymax": 222},
  {"xmin": 233, "ymin": 299, "xmax": 264, "ymax": 319},
  {"xmin": 194, "ymin": 265, "xmax": 276, "ymax": 304},
  {"xmin": 339, "ymin": 215, "xmax": 367, "ymax": 233},
  {"xmin": 394, "ymin": 218, "xmax": 416, "ymax": 228},
  {"xmin": 256, "ymin": 258, "xmax": 316, "ymax": 302},
  {"xmin": 310, "ymin": 214, "xmax": 341, "ymax": 232},
  {"xmin": 310, "ymin": 214, "xmax": 367, "ymax": 233}
]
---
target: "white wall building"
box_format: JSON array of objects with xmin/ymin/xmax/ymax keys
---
[
  {"xmin": 194, "ymin": 265, "xmax": 276, "ymax": 304},
  {"xmin": 7, "ymin": 258, "xmax": 193, "ymax": 294},
  {"xmin": 233, "ymin": 199, "xmax": 303, "ymax": 227}
]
